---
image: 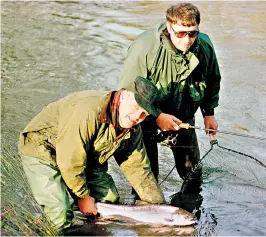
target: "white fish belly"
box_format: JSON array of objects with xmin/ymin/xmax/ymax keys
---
[{"xmin": 95, "ymin": 203, "xmax": 197, "ymax": 226}]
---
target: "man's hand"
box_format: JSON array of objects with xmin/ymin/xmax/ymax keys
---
[
  {"xmin": 156, "ymin": 113, "xmax": 182, "ymax": 131},
  {"xmin": 78, "ymin": 196, "xmax": 97, "ymax": 215},
  {"xmin": 204, "ymin": 115, "xmax": 218, "ymax": 135}
]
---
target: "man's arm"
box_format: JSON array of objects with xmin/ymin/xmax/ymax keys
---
[
  {"xmin": 199, "ymin": 33, "xmax": 221, "ymax": 113},
  {"xmin": 200, "ymin": 39, "xmax": 221, "ymax": 134},
  {"xmin": 57, "ymin": 106, "xmax": 98, "ymax": 214},
  {"xmin": 114, "ymin": 126, "xmax": 165, "ymax": 204},
  {"xmin": 56, "ymin": 110, "xmax": 89, "ymax": 198}
]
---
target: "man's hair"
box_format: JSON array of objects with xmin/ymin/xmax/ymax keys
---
[{"xmin": 166, "ymin": 3, "xmax": 200, "ymax": 26}]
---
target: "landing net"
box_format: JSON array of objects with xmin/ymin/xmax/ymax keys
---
[
  {"xmin": 194, "ymin": 138, "xmax": 266, "ymax": 189},
  {"xmin": 158, "ymin": 133, "xmax": 266, "ymax": 190}
]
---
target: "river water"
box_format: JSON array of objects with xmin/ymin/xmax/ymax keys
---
[{"xmin": 2, "ymin": 1, "xmax": 266, "ymax": 236}]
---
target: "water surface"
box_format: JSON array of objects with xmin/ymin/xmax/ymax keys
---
[{"xmin": 2, "ymin": 1, "xmax": 266, "ymax": 236}]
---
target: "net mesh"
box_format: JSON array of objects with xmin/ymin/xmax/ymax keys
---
[{"xmin": 199, "ymin": 139, "xmax": 266, "ymax": 189}]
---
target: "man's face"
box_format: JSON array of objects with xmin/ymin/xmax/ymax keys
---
[
  {"xmin": 167, "ymin": 21, "xmax": 199, "ymax": 52},
  {"xmin": 118, "ymin": 91, "xmax": 149, "ymax": 128}
]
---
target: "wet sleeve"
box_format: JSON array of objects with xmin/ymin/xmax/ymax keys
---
[
  {"xmin": 115, "ymin": 126, "xmax": 165, "ymax": 204},
  {"xmin": 200, "ymin": 44, "xmax": 221, "ymax": 115},
  {"xmin": 56, "ymin": 105, "xmax": 95, "ymax": 198},
  {"xmin": 118, "ymin": 39, "xmax": 149, "ymax": 89}
]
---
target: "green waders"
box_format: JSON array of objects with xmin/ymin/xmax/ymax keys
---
[
  {"xmin": 21, "ymin": 154, "xmax": 120, "ymax": 232},
  {"xmin": 140, "ymin": 117, "xmax": 203, "ymax": 213}
]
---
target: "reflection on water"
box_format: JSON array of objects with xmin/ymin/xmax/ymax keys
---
[
  {"xmin": 65, "ymin": 221, "xmax": 196, "ymax": 236},
  {"xmin": 2, "ymin": 1, "xmax": 266, "ymax": 236}
]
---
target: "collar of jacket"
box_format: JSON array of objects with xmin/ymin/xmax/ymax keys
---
[
  {"xmin": 99, "ymin": 91, "xmax": 118, "ymax": 124},
  {"xmin": 99, "ymin": 91, "xmax": 129, "ymax": 137},
  {"xmin": 99, "ymin": 91, "xmax": 115, "ymax": 124}
]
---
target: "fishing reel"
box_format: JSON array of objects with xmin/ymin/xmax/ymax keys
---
[{"xmin": 156, "ymin": 130, "xmax": 179, "ymax": 147}]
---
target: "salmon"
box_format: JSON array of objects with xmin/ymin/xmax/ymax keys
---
[{"xmin": 95, "ymin": 203, "xmax": 197, "ymax": 226}]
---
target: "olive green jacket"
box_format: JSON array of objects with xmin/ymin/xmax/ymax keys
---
[
  {"xmin": 18, "ymin": 90, "xmax": 164, "ymax": 203},
  {"xmin": 119, "ymin": 22, "xmax": 221, "ymax": 120}
]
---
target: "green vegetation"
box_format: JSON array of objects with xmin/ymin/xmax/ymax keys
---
[{"xmin": 1, "ymin": 141, "xmax": 59, "ymax": 236}]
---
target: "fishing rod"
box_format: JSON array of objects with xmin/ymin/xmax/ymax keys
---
[
  {"xmin": 155, "ymin": 123, "xmax": 266, "ymax": 147},
  {"xmin": 172, "ymin": 123, "xmax": 266, "ymax": 141},
  {"xmin": 192, "ymin": 125, "xmax": 265, "ymax": 141}
]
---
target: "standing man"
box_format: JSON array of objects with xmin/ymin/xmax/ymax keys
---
[
  {"xmin": 118, "ymin": 3, "xmax": 221, "ymax": 211},
  {"xmin": 18, "ymin": 77, "xmax": 165, "ymax": 233}
]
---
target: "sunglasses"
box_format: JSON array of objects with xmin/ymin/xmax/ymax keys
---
[{"xmin": 171, "ymin": 25, "xmax": 199, "ymax": 38}]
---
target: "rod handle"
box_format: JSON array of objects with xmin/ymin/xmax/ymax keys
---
[{"xmin": 178, "ymin": 123, "xmax": 191, "ymax": 129}]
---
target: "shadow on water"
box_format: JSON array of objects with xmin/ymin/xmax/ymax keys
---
[
  {"xmin": 64, "ymin": 221, "xmax": 197, "ymax": 236},
  {"xmin": 64, "ymin": 223, "xmax": 113, "ymax": 236}
]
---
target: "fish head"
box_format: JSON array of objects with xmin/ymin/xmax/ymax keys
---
[{"xmin": 163, "ymin": 208, "xmax": 198, "ymax": 226}]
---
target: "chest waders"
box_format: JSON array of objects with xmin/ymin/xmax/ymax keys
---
[{"xmin": 140, "ymin": 43, "xmax": 203, "ymax": 209}]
